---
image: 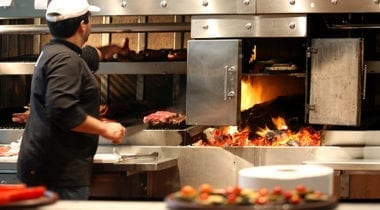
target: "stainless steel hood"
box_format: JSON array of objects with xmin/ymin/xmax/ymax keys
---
[{"xmin": 0, "ymin": 0, "xmax": 255, "ymax": 18}]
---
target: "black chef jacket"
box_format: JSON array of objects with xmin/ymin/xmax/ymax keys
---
[{"xmin": 17, "ymin": 39, "xmax": 100, "ymax": 187}]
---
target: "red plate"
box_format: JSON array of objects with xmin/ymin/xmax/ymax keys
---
[
  {"xmin": 165, "ymin": 194, "xmax": 339, "ymax": 210},
  {"xmin": 0, "ymin": 190, "xmax": 59, "ymax": 209}
]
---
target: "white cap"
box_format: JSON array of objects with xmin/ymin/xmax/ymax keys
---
[{"xmin": 46, "ymin": 0, "xmax": 100, "ymax": 22}]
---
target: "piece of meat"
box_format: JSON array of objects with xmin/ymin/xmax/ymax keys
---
[
  {"xmin": 100, "ymin": 38, "xmax": 130, "ymax": 61},
  {"xmin": 12, "ymin": 111, "xmax": 30, "ymax": 124},
  {"xmin": 113, "ymin": 39, "xmax": 186, "ymax": 62},
  {"xmin": 167, "ymin": 49, "xmax": 187, "ymax": 61},
  {"xmin": 0, "ymin": 146, "xmax": 10, "ymax": 156},
  {"xmin": 143, "ymin": 111, "xmax": 177, "ymax": 124},
  {"xmin": 143, "ymin": 111, "xmax": 186, "ymax": 128},
  {"xmin": 168, "ymin": 114, "xmax": 186, "ymax": 124}
]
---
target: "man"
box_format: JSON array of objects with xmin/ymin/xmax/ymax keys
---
[{"xmin": 17, "ymin": 0, "xmax": 126, "ymax": 200}]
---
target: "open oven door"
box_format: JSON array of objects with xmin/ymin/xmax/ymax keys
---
[
  {"xmin": 186, "ymin": 39, "xmax": 242, "ymax": 126},
  {"xmin": 308, "ymin": 38, "xmax": 363, "ymax": 126}
]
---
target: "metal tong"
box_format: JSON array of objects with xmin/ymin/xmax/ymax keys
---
[{"xmin": 113, "ymin": 147, "xmax": 159, "ymax": 162}]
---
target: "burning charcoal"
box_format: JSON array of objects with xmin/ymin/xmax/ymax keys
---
[
  {"xmin": 286, "ymin": 140, "xmax": 299, "ymax": 146},
  {"xmin": 264, "ymin": 130, "xmax": 277, "ymax": 142},
  {"xmin": 240, "ymin": 95, "xmax": 305, "ymax": 140}
]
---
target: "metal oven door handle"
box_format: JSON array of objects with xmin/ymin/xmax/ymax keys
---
[{"xmin": 224, "ymin": 65, "xmax": 237, "ymax": 100}]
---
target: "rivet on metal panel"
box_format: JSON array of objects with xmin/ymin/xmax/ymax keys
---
[
  {"xmin": 227, "ymin": 66, "xmax": 236, "ymax": 72},
  {"xmin": 121, "ymin": 0, "xmax": 127, "ymax": 7},
  {"xmin": 227, "ymin": 91, "xmax": 236, "ymax": 97},
  {"xmin": 202, "ymin": 0, "xmax": 209, "ymax": 7},
  {"xmin": 245, "ymin": 23, "xmax": 252, "ymax": 30},
  {"xmin": 288, "ymin": 22, "xmax": 296, "ymax": 30},
  {"xmin": 289, "ymin": 0, "xmax": 296, "ymax": 5},
  {"xmin": 243, "ymin": 0, "xmax": 250, "ymax": 6},
  {"xmin": 331, "ymin": 0, "xmax": 338, "ymax": 5},
  {"xmin": 160, "ymin": 0, "xmax": 168, "ymax": 8}
]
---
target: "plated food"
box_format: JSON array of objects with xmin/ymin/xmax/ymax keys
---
[
  {"xmin": 0, "ymin": 184, "xmax": 58, "ymax": 208},
  {"xmin": 165, "ymin": 184, "xmax": 338, "ymax": 210}
]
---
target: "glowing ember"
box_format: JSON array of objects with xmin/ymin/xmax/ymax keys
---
[{"xmin": 194, "ymin": 116, "xmax": 321, "ymax": 147}]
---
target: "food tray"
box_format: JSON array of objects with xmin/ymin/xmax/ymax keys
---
[{"xmin": 165, "ymin": 194, "xmax": 338, "ymax": 210}]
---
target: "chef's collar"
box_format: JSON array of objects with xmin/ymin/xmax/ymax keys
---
[{"xmin": 50, "ymin": 38, "xmax": 82, "ymax": 55}]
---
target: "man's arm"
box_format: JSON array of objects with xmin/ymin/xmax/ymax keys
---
[{"xmin": 72, "ymin": 115, "xmax": 126, "ymax": 144}]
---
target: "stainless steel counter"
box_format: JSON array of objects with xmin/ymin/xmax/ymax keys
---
[
  {"xmin": 304, "ymin": 159, "xmax": 380, "ymax": 171},
  {"xmin": 19, "ymin": 200, "xmax": 380, "ymax": 210},
  {"xmin": 2, "ymin": 146, "xmax": 380, "ymax": 200},
  {"xmin": 0, "ymin": 153, "xmax": 177, "ymax": 172}
]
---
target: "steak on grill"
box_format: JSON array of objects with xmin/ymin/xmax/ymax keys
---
[{"xmin": 143, "ymin": 111, "xmax": 186, "ymax": 128}]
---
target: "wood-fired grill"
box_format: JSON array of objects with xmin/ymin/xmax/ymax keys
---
[{"xmin": 2, "ymin": 0, "xmax": 380, "ymax": 201}]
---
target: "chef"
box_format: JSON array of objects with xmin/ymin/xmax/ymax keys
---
[{"xmin": 17, "ymin": 0, "xmax": 126, "ymax": 200}]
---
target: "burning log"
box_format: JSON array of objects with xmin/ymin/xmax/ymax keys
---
[
  {"xmin": 194, "ymin": 95, "xmax": 321, "ymax": 147},
  {"xmin": 240, "ymin": 95, "xmax": 306, "ymax": 138}
]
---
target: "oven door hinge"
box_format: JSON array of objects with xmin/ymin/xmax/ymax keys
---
[
  {"xmin": 307, "ymin": 104, "xmax": 316, "ymax": 111},
  {"xmin": 306, "ymin": 47, "xmax": 318, "ymax": 58}
]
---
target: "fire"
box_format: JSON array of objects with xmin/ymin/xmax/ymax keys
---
[
  {"xmin": 256, "ymin": 125, "xmax": 271, "ymax": 137},
  {"xmin": 194, "ymin": 116, "xmax": 321, "ymax": 147},
  {"xmin": 241, "ymin": 77, "xmax": 263, "ymax": 111},
  {"xmin": 193, "ymin": 75, "xmax": 321, "ymax": 147},
  {"xmin": 272, "ymin": 116, "xmax": 288, "ymax": 130}
]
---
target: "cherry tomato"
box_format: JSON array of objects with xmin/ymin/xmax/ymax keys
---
[
  {"xmin": 199, "ymin": 192, "xmax": 209, "ymax": 200},
  {"xmin": 295, "ymin": 184, "xmax": 307, "ymax": 194},
  {"xmin": 255, "ymin": 196, "xmax": 268, "ymax": 205},
  {"xmin": 198, "ymin": 183, "xmax": 213, "ymax": 194},
  {"xmin": 258, "ymin": 187, "xmax": 269, "ymax": 196},
  {"xmin": 180, "ymin": 185, "xmax": 197, "ymax": 197},
  {"xmin": 272, "ymin": 186, "xmax": 282, "ymax": 195},
  {"xmin": 283, "ymin": 190, "xmax": 293, "ymax": 200},
  {"xmin": 290, "ymin": 194, "xmax": 301, "ymax": 204},
  {"xmin": 225, "ymin": 186, "xmax": 242, "ymax": 195},
  {"xmin": 227, "ymin": 193, "xmax": 237, "ymax": 204},
  {"xmin": 233, "ymin": 186, "xmax": 242, "ymax": 195},
  {"xmin": 225, "ymin": 186, "xmax": 234, "ymax": 194}
]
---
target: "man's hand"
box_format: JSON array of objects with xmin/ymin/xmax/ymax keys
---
[{"xmin": 100, "ymin": 121, "xmax": 126, "ymax": 144}]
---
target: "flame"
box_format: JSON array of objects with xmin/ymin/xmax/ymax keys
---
[
  {"xmin": 194, "ymin": 116, "xmax": 321, "ymax": 147},
  {"xmin": 256, "ymin": 117, "xmax": 287, "ymax": 137},
  {"xmin": 193, "ymin": 77, "xmax": 321, "ymax": 147},
  {"xmin": 226, "ymin": 126, "xmax": 239, "ymax": 135},
  {"xmin": 272, "ymin": 116, "xmax": 288, "ymax": 130},
  {"xmin": 241, "ymin": 77, "xmax": 263, "ymax": 111},
  {"xmin": 256, "ymin": 125, "xmax": 271, "ymax": 137}
]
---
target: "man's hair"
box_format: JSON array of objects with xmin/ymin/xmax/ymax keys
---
[{"xmin": 47, "ymin": 12, "xmax": 90, "ymax": 38}]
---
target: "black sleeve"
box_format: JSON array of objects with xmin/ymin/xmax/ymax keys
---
[{"xmin": 81, "ymin": 45, "xmax": 100, "ymax": 72}]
